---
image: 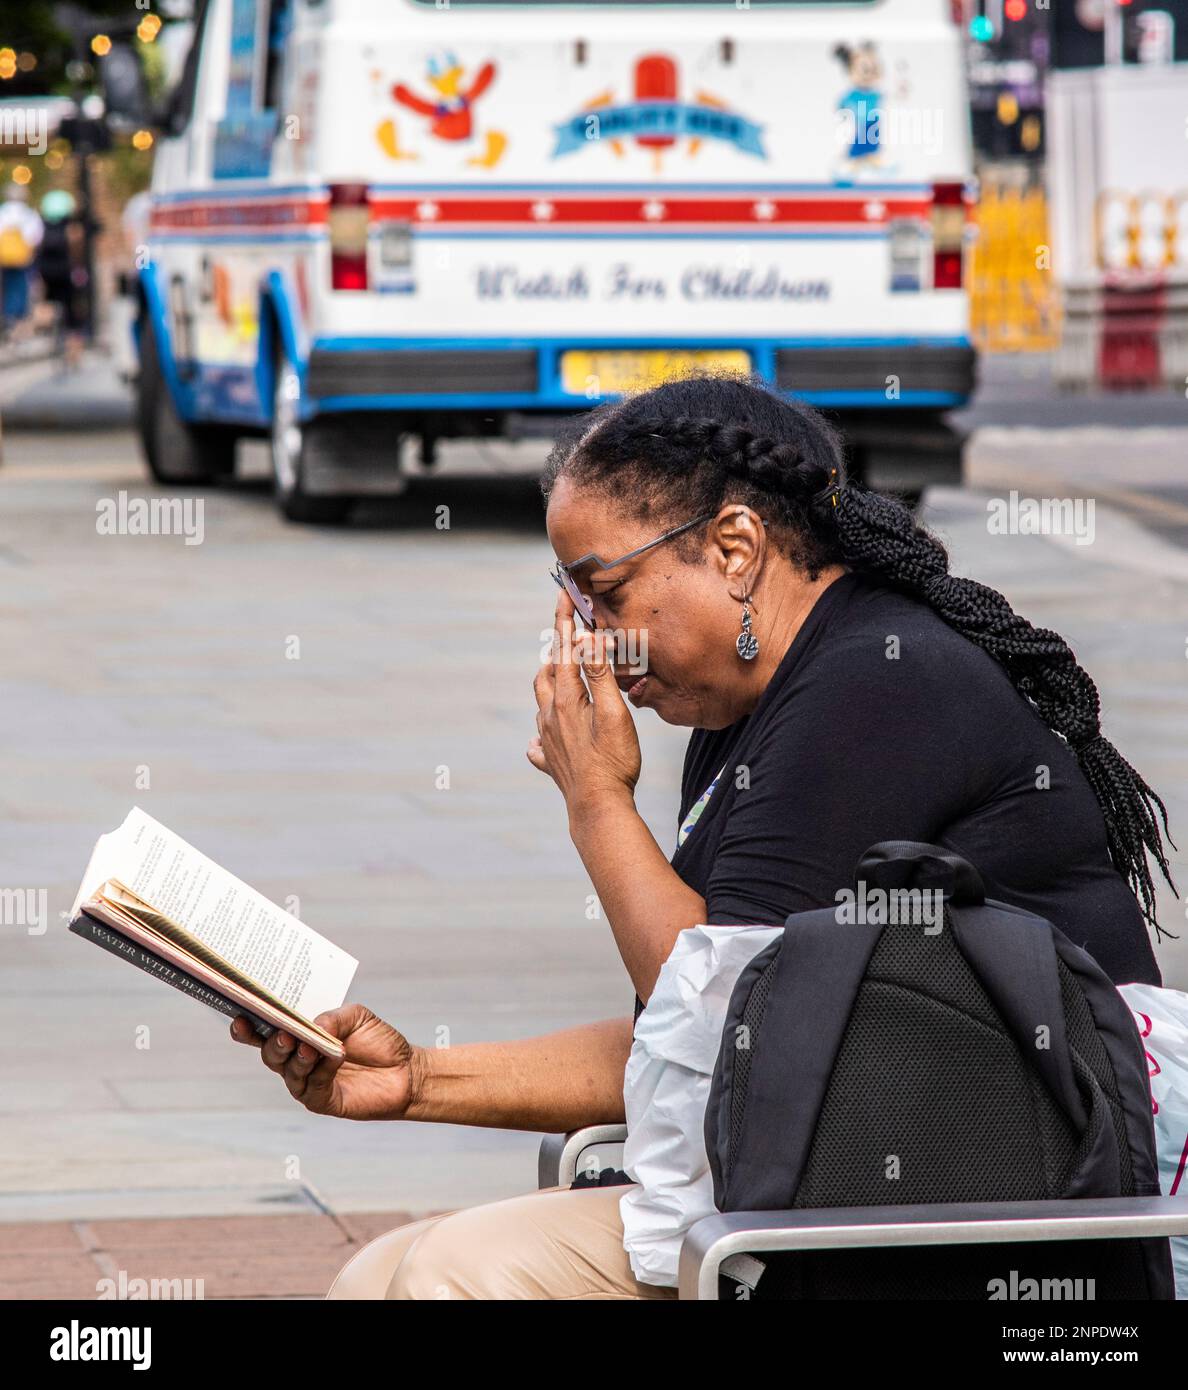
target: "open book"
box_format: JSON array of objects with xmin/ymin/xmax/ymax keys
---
[{"xmin": 69, "ymin": 808, "xmax": 358, "ymax": 1059}]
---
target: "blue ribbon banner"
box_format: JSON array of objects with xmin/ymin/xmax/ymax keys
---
[{"xmin": 553, "ymin": 100, "xmax": 766, "ymax": 158}]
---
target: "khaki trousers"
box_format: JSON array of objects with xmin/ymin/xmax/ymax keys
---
[{"xmin": 326, "ymin": 1183, "xmax": 678, "ymax": 1301}]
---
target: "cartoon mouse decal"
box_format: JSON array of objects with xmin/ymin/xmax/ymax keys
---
[{"xmin": 834, "ymin": 41, "xmax": 886, "ymax": 177}]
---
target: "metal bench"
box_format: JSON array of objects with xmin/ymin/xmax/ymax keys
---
[{"xmin": 539, "ymin": 1124, "xmax": 1188, "ymax": 1300}]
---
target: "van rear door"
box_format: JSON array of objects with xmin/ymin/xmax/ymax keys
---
[{"xmin": 310, "ymin": 0, "xmax": 971, "ymax": 347}]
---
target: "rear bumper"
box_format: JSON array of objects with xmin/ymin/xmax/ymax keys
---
[
  {"xmin": 775, "ymin": 344, "xmax": 977, "ymax": 401},
  {"xmin": 303, "ymin": 338, "xmax": 976, "ymax": 414},
  {"xmin": 307, "ymin": 346, "xmax": 538, "ymax": 398}
]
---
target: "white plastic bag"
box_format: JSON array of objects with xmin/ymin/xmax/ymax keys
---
[
  {"xmin": 1117, "ymin": 982, "xmax": 1188, "ymax": 1299},
  {"xmin": 619, "ymin": 923, "xmax": 782, "ymax": 1287}
]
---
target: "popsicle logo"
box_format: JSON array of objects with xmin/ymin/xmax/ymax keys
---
[{"xmin": 552, "ymin": 53, "xmax": 766, "ymax": 168}]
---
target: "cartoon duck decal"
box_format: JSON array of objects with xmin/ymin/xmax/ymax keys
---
[
  {"xmin": 553, "ymin": 52, "xmax": 765, "ymax": 173},
  {"xmin": 834, "ymin": 42, "xmax": 887, "ymax": 177},
  {"xmin": 376, "ymin": 51, "xmax": 507, "ymax": 169}
]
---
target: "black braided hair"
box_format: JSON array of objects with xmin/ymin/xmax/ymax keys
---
[{"xmin": 541, "ymin": 373, "xmax": 1177, "ymax": 933}]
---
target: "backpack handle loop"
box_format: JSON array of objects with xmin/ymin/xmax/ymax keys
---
[{"xmin": 855, "ymin": 840, "xmax": 985, "ymax": 905}]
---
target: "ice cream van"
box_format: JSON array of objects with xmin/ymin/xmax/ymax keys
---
[{"xmin": 137, "ymin": 0, "xmax": 976, "ymax": 521}]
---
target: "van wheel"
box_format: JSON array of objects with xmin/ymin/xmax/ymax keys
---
[
  {"xmin": 840, "ymin": 412, "xmax": 964, "ymax": 502},
  {"xmin": 270, "ymin": 355, "xmax": 354, "ymax": 525},
  {"xmin": 137, "ymin": 314, "xmax": 237, "ymax": 484}
]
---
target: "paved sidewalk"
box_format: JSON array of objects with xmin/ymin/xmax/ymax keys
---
[
  {"xmin": 0, "ymin": 334, "xmax": 56, "ymax": 370},
  {"xmin": 0, "ymin": 1208, "xmax": 427, "ymax": 1301},
  {"xmin": 0, "ymin": 348, "xmax": 132, "ymax": 431},
  {"xmin": 952, "ymin": 351, "xmax": 1188, "ymax": 431}
]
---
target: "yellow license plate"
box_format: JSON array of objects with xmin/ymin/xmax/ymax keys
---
[{"xmin": 560, "ymin": 349, "xmax": 751, "ymax": 397}]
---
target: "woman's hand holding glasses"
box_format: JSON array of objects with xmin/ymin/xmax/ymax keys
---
[{"xmin": 529, "ymin": 588, "xmax": 642, "ymax": 819}]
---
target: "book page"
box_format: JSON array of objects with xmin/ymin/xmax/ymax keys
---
[{"xmin": 71, "ymin": 808, "xmax": 357, "ymax": 1020}]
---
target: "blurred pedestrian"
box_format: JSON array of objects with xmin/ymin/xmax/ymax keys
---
[
  {"xmin": 0, "ymin": 183, "xmax": 44, "ymax": 342},
  {"xmin": 37, "ymin": 190, "xmax": 86, "ymax": 369},
  {"xmin": 111, "ymin": 189, "xmax": 152, "ymax": 381}
]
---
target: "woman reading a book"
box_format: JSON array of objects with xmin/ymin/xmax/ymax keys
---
[{"xmin": 232, "ymin": 375, "xmax": 1174, "ymax": 1300}]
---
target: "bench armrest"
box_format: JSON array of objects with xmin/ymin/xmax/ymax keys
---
[{"xmin": 538, "ymin": 1124, "xmax": 629, "ymax": 1189}]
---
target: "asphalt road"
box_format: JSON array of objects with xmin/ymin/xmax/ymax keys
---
[{"xmin": 1, "ymin": 417, "xmax": 1186, "ymax": 1223}]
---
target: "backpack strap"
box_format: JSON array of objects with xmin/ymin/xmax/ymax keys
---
[
  {"xmin": 1050, "ymin": 931, "xmax": 1165, "ymax": 1200},
  {"xmin": 947, "ymin": 899, "xmax": 1088, "ymax": 1135},
  {"xmin": 947, "ymin": 898, "xmax": 1141, "ymax": 1198},
  {"xmin": 721, "ymin": 905, "xmax": 881, "ymax": 1212}
]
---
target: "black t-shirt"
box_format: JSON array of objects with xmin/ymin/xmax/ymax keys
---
[{"xmin": 631, "ymin": 570, "xmax": 1160, "ymax": 1024}]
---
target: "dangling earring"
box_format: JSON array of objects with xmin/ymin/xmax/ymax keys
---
[{"xmin": 736, "ymin": 596, "xmax": 759, "ymax": 661}]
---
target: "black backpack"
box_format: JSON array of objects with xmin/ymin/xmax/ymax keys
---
[
  {"xmin": 705, "ymin": 842, "xmax": 1174, "ymax": 1300},
  {"xmin": 37, "ymin": 220, "xmax": 72, "ymax": 285}
]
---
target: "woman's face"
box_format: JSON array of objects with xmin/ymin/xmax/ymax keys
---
[{"xmin": 545, "ymin": 476, "xmax": 767, "ymax": 730}]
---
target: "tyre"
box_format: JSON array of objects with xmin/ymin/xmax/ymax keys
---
[
  {"xmin": 270, "ymin": 352, "xmax": 354, "ymax": 525},
  {"xmin": 136, "ymin": 313, "xmax": 237, "ymax": 484},
  {"xmin": 840, "ymin": 411, "xmax": 964, "ymax": 500}
]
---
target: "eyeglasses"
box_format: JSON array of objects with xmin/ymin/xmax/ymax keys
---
[{"xmin": 549, "ymin": 512, "xmax": 717, "ymax": 632}]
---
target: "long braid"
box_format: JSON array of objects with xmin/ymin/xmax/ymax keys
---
[
  {"xmin": 830, "ymin": 486, "xmax": 1176, "ymax": 931},
  {"xmin": 543, "ymin": 379, "xmax": 1177, "ymax": 933}
]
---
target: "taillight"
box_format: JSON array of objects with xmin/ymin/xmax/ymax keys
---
[
  {"xmin": 329, "ymin": 184, "xmax": 369, "ymax": 291},
  {"xmin": 931, "ymin": 181, "xmax": 967, "ymax": 290}
]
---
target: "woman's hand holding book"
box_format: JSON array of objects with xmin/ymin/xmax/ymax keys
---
[{"xmin": 230, "ymin": 1004, "xmax": 423, "ymax": 1121}]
